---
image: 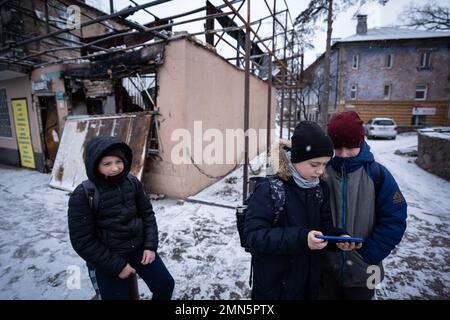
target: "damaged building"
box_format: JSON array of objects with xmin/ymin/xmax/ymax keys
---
[{"xmin": 0, "ymin": 0, "xmax": 282, "ymax": 198}]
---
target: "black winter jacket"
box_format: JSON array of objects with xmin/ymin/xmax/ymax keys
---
[
  {"xmin": 244, "ymin": 143, "xmax": 345, "ymax": 300},
  {"xmin": 68, "ymin": 136, "xmax": 158, "ymax": 276}
]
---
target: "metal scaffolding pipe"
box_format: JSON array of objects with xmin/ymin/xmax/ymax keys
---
[
  {"xmin": 214, "ymin": 0, "xmax": 245, "ymax": 47},
  {"xmin": 33, "ymin": 21, "xmax": 249, "ymax": 68},
  {"xmin": 14, "ymin": 10, "xmax": 236, "ymax": 64},
  {"xmin": 243, "ymin": 0, "xmax": 250, "ymax": 203},
  {"xmin": 279, "ymin": 10, "xmax": 288, "ymax": 140},
  {"xmin": 222, "ymin": 0, "xmax": 288, "ymax": 72},
  {"xmin": 266, "ymin": 0, "xmax": 276, "ymax": 167},
  {"xmin": 287, "ymin": 31, "xmax": 294, "ymax": 138},
  {"xmin": 55, "ymin": 0, "xmax": 119, "ymax": 33},
  {"xmin": 0, "ymin": 0, "xmax": 173, "ymax": 52}
]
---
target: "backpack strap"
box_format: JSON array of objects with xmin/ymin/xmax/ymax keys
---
[
  {"xmin": 81, "ymin": 180, "xmax": 100, "ymax": 216},
  {"xmin": 246, "ymin": 176, "xmax": 286, "ymax": 289},
  {"xmin": 369, "ymin": 161, "xmax": 385, "ymax": 195},
  {"xmin": 126, "ymin": 173, "xmax": 139, "ymax": 193},
  {"xmin": 267, "ymin": 176, "xmax": 286, "ymax": 226}
]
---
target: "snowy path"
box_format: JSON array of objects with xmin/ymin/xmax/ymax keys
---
[
  {"xmin": 0, "ymin": 133, "xmax": 449, "ymax": 299},
  {"xmin": 366, "ymin": 134, "xmax": 450, "ymax": 299},
  {"xmin": 0, "ymin": 167, "xmax": 250, "ymax": 300}
]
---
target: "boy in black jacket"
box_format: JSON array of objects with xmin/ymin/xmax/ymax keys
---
[
  {"xmin": 245, "ymin": 121, "xmax": 356, "ymax": 300},
  {"xmin": 68, "ymin": 136, "xmax": 174, "ymax": 300}
]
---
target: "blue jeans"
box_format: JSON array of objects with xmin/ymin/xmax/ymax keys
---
[{"xmin": 89, "ymin": 250, "xmax": 174, "ymax": 300}]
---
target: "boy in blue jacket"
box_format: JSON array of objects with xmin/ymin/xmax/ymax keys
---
[{"xmin": 321, "ymin": 111, "xmax": 407, "ymax": 300}]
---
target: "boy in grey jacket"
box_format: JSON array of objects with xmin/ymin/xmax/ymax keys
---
[{"xmin": 320, "ymin": 111, "xmax": 407, "ymax": 300}]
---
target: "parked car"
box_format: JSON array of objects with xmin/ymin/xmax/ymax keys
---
[{"xmin": 364, "ymin": 118, "xmax": 397, "ymax": 139}]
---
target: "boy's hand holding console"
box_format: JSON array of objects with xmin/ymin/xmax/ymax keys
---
[{"xmin": 308, "ymin": 231, "xmax": 363, "ymax": 251}]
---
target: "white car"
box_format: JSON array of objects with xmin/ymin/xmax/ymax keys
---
[{"xmin": 364, "ymin": 118, "xmax": 397, "ymax": 139}]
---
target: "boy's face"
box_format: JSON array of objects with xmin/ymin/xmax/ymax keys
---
[
  {"xmin": 98, "ymin": 155, "xmax": 124, "ymax": 177},
  {"xmin": 294, "ymin": 156, "xmax": 331, "ymax": 181},
  {"xmin": 334, "ymin": 147, "xmax": 360, "ymax": 158}
]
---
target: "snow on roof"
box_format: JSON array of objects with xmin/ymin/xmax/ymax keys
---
[{"xmin": 337, "ymin": 27, "xmax": 450, "ymax": 43}]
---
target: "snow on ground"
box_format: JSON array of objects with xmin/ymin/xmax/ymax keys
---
[
  {"xmin": 0, "ymin": 132, "xmax": 449, "ymax": 299},
  {"xmin": 365, "ymin": 133, "xmax": 450, "ymax": 299}
]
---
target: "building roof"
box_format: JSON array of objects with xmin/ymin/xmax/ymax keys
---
[{"xmin": 337, "ymin": 27, "xmax": 450, "ymax": 43}]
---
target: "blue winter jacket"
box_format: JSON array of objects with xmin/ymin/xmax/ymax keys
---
[{"xmin": 322, "ymin": 142, "xmax": 407, "ymax": 287}]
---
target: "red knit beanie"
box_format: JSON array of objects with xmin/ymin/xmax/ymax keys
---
[{"xmin": 327, "ymin": 111, "xmax": 364, "ymax": 148}]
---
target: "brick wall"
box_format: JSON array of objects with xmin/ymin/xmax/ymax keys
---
[{"xmin": 340, "ymin": 40, "xmax": 450, "ymax": 101}]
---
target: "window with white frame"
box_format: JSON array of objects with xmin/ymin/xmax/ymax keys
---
[
  {"xmin": 419, "ymin": 52, "xmax": 431, "ymax": 68},
  {"xmin": 383, "ymin": 84, "xmax": 391, "ymax": 99},
  {"xmin": 352, "ymin": 54, "xmax": 359, "ymax": 69},
  {"xmin": 386, "ymin": 54, "xmax": 393, "ymax": 69},
  {"xmin": 415, "ymin": 84, "xmax": 427, "ymax": 100},
  {"xmin": 350, "ymin": 84, "xmax": 358, "ymax": 99},
  {"xmin": 0, "ymin": 88, "xmax": 12, "ymax": 137}
]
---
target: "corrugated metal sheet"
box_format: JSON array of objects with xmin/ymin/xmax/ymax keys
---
[{"xmin": 49, "ymin": 112, "xmax": 152, "ymax": 192}]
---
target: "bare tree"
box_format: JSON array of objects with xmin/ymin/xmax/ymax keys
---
[
  {"xmin": 301, "ymin": 67, "xmax": 324, "ymax": 122},
  {"xmin": 401, "ymin": 1, "xmax": 450, "ymax": 31},
  {"xmin": 294, "ymin": 0, "xmax": 389, "ymax": 128}
]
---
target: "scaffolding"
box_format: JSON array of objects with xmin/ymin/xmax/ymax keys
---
[{"xmin": 0, "ymin": 0, "xmax": 305, "ymax": 203}]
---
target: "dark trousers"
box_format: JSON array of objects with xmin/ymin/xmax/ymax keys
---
[
  {"xmin": 90, "ymin": 250, "xmax": 174, "ymax": 300},
  {"xmin": 319, "ymin": 271, "xmax": 375, "ymax": 300}
]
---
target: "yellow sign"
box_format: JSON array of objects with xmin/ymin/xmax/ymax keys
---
[{"xmin": 12, "ymin": 99, "xmax": 36, "ymax": 169}]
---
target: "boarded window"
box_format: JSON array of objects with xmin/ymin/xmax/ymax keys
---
[{"xmin": 0, "ymin": 89, "xmax": 12, "ymax": 137}]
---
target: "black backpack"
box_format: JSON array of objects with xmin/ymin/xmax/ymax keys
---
[
  {"xmin": 236, "ymin": 175, "xmax": 287, "ymax": 253},
  {"xmin": 236, "ymin": 175, "xmax": 287, "ymax": 288}
]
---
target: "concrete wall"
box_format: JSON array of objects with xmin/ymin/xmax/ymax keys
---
[
  {"xmin": 416, "ymin": 131, "xmax": 450, "ymax": 181},
  {"xmin": 144, "ymin": 38, "xmax": 276, "ymax": 198}
]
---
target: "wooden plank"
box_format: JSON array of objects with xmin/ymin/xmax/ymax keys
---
[
  {"xmin": 49, "ymin": 112, "xmax": 152, "ymax": 192},
  {"xmin": 128, "ymin": 114, "xmax": 152, "ymax": 180},
  {"xmin": 337, "ymin": 100, "xmax": 450, "ymax": 126}
]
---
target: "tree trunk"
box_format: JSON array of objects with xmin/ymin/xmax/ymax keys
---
[{"xmin": 320, "ymin": 0, "xmax": 333, "ymax": 129}]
